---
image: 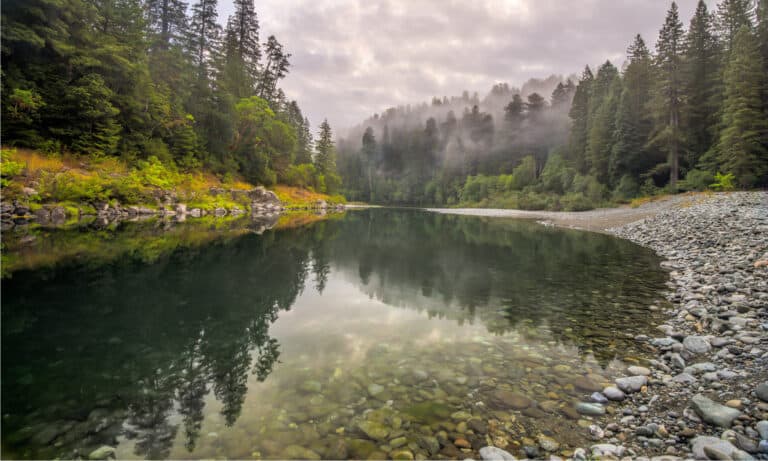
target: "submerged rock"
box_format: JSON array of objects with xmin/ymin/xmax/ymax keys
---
[
  {"xmin": 492, "ymin": 389, "xmax": 532, "ymax": 409},
  {"xmin": 479, "ymin": 446, "xmax": 517, "ymax": 460},
  {"xmin": 575, "ymin": 402, "xmax": 605, "ymax": 416},
  {"xmin": 88, "ymin": 446, "xmax": 116, "ymax": 460}
]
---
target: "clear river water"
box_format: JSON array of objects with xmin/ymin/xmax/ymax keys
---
[{"xmin": 1, "ymin": 209, "xmax": 670, "ymax": 459}]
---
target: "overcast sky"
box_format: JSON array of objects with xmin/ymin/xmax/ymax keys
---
[{"xmin": 219, "ymin": 0, "xmax": 708, "ymax": 133}]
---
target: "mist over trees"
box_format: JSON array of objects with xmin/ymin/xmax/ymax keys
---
[
  {"xmin": 338, "ymin": 0, "xmax": 768, "ymax": 209},
  {"xmin": 2, "ymin": 0, "xmax": 341, "ymax": 193}
]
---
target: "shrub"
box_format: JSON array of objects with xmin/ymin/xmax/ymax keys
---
[
  {"xmin": 710, "ymin": 172, "xmax": 736, "ymax": 191},
  {"xmin": 510, "ymin": 156, "xmax": 537, "ymax": 190},
  {"xmin": 612, "ymin": 174, "xmax": 639, "ymax": 202},
  {"xmin": 679, "ymin": 169, "xmax": 715, "ymax": 191},
  {"xmin": 560, "ymin": 192, "xmax": 594, "ymax": 211}
]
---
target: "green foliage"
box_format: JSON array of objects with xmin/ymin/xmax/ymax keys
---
[
  {"xmin": 710, "ymin": 172, "xmax": 736, "ymax": 191},
  {"xmin": 710, "ymin": 26, "xmax": 768, "ymax": 188},
  {"xmin": 612, "ymin": 175, "xmax": 640, "ymax": 201},
  {"xmin": 1, "ymin": 0, "xmax": 341, "ymax": 198},
  {"xmin": 679, "ymin": 169, "xmax": 715, "ymax": 191},
  {"xmin": 0, "ymin": 150, "xmax": 26, "ymax": 187}
]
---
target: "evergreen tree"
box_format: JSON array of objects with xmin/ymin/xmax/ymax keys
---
[
  {"xmin": 222, "ymin": 0, "xmax": 260, "ymax": 98},
  {"xmin": 145, "ymin": 0, "xmax": 188, "ymax": 51},
  {"xmin": 711, "ymin": 26, "xmax": 768, "ymax": 187},
  {"xmin": 683, "ymin": 0, "xmax": 722, "ymax": 170},
  {"xmin": 568, "ymin": 66, "xmax": 594, "ymax": 172},
  {"xmin": 649, "ymin": 2, "xmax": 685, "ymax": 190},
  {"xmin": 362, "ymin": 127, "xmax": 377, "ymax": 201},
  {"xmin": 716, "ymin": 0, "xmax": 754, "ymax": 51},
  {"xmin": 612, "ymin": 35, "xmax": 655, "ymax": 181},
  {"xmin": 585, "ymin": 61, "xmax": 619, "ymax": 183},
  {"xmin": 188, "ymin": 0, "xmax": 221, "ymax": 80},
  {"xmin": 315, "ymin": 120, "xmax": 336, "ymax": 175},
  {"xmin": 757, "ymin": 0, "xmax": 768, "ymax": 106},
  {"xmin": 257, "ymin": 35, "xmax": 291, "ymax": 102}
]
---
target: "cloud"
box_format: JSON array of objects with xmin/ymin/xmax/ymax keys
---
[{"xmin": 218, "ymin": 0, "xmax": 707, "ymax": 133}]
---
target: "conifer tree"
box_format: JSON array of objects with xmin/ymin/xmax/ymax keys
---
[
  {"xmin": 567, "ymin": 66, "xmax": 594, "ymax": 173},
  {"xmin": 612, "ymin": 35, "xmax": 655, "ymax": 181},
  {"xmin": 711, "ymin": 26, "xmax": 768, "ymax": 187},
  {"xmin": 649, "ymin": 2, "xmax": 685, "ymax": 190},
  {"xmin": 315, "ymin": 120, "xmax": 336, "ymax": 175},
  {"xmin": 585, "ymin": 61, "xmax": 619, "ymax": 183},
  {"xmin": 683, "ymin": 0, "xmax": 721, "ymax": 169},
  {"xmin": 716, "ymin": 0, "xmax": 754, "ymax": 51}
]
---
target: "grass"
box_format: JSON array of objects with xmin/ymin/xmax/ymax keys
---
[{"xmin": 273, "ymin": 185, "xmax": 346, "ymax": 209}]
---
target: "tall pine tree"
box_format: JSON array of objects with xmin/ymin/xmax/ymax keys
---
[
  {"xmin": 567, "ymin": 66, "xmax": 594, "ymax": 173},
  {"xmin": 683, "ymin": 0, "xmax": 721, "ymax": 170},
  {"xmin": 649, "ymin": 2, "xmax": 685, "ymax": 190},
  {"xmin": 711, "ymin": 26, "xmax": 768, "ymax": 187},
  {"xmin": 612, "ymin": 35, "xmax": 655, "ymax": 182}
]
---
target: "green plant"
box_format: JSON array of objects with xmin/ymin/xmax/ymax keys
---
[
  {"xmin": 709, "ymin": 172, "xmax": 736, "ymax": 191},
  {"xmin": 680, "ymin": 169, "xmax": 715, "ymax": 191}
]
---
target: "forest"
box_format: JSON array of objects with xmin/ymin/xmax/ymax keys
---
[
  {"xmin": 1, "ymin": 0, "xmax": 341, "ymax": 194},
  {"xmin": 338, "ymin": 0, "xmax": 768, "ymax": 210}
]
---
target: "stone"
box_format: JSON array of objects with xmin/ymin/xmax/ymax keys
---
[
  {"xmin": 627, "ymin": 366, "xmax": 651, "ymax": 376},
  {"xmin": 691, "ymin": 394, "xmax": 742, "ymax": 428},
  {"xmin": 756, "ymin": 420, "xmax": 768, "ymax": 440},
  {"xmin": 390, "ymin": 437, "xmax": 407, "ymax": 449},
  {"xmin": 575, "ymin": 402, "xmax": 605, "ymax": 416},
  {"xmin": 454, "ymin": 438, "xmax": 471, "ymax": 449},
  {"xmin": 603, "ymin": 386, "xmax": 626, "ymax": 401},
  {"xmin": 367, "ymin": 383, "xmax": 384, "ymax": 397},
  {"xmin": 281, "ymin": 445, "xmax": 321, "ymax": 460},
  {"xmin": 683, "ymin": 336, "xmax": 712, "ymax": 354},
  {"xmin": 88, "ymin": 446, "xmax": 116, "ymax": 460},
  {"xmin": 417, "ymin": 435, "xmax": 440, "ymax": 456},
  {"xmin": 189, "ymin": 208, "xmax": 202, "ymax": 218},
  {"xmin": 591, "ymin": 392, "xmax": 609, "ymax": 404},
  {"xmin": 451, "ymin": 410, "xmax": 472, "ymax": 421},
  {"xmin": 536, "ymin": 434, "xmax": 559, "ymax": 452},
  {"xmin": 615, "ymin": 375, "xmax": 647, "ymax": 393},
  {"xmin": 357, "ymin": 421, "xmax": 389, "ymax": 441},
  {"xmin": 492, "ymin": 389, "xmax": 532, "ymax": 409},
  {"xmin": 691, "ymin": 436, "xmax": 742, "ymax": 460},
  {"xmin": 572, "ymin": 376, "xmax": 604, "ymax": 392},
  {"xmin": 588, "ymin": 424, "xmax": 605, "ymax": 440},
  {"xmin": 756, "ymin": 382, "xmax": 768, "ymax": 403},
  {"xmin": 478, "ymin": 446, "xmax": 517, "ymax": 460},
  {"xmin": 672, "ymin": 373, "xmax": 697, "ymax": 384},
  {"xmin": 391, "ymin": 449, "xmax": 414, "ymax": 460},
  {"xmin": 590, "ymin": 444, "xmax": 624, "ymax": 458}
]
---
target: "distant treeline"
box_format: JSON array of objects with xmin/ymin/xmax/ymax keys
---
[
  {"xmin": 338, "ymin": 0, "xmax": 768, "ymax": 209},
  {"xmin": 2, "ymin": 0, "xmax": 341, "ymax": 193}
]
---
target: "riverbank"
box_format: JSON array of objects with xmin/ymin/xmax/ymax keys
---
[
  {"xmin": 0, "ymin": 148, "xmax": 345, "ymax": 230},
  {"xmin": 450, "ymin": 191, "xmax": 768, "ymax": 460},
  {"xmin": 427, "ymin": 193, "xmax": 698, "ymax": 232}
]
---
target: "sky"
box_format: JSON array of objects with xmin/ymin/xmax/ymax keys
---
[{"xmin": 218, "ymin": 0, "xmax": 708, "ymax": 133}]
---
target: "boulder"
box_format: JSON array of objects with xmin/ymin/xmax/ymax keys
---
[
  {"xmin": 691, "ymin": 436, "xmax": 751, "ymax": 460},
  {"xmin": 683, "ymin": 336, "xmax": 712, "ymax": 354},
  {"xmin": 756, "ymin": 382, "xmax": 768, "ymax": 403},
  {"xmin": 691, "ymin": 394, "xmax": 742, "ymax": 428},
  {"xmin": 50, "ymin": 206, "xmax": 67, "ymax": 222}
]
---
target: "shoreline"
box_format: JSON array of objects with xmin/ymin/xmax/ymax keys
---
[
  {"xmin": 426, "ymin": 193, "xmax": 701, "ymax": 233},
  {"xmin": 444, "ymin": 191, "xmax": 768, "ymax": 460}
]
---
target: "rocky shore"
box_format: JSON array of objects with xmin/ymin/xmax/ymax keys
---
[
  {"xmin": 490, "ymin": 192, "xmax": 767, "ymax": 461},
  {"xmin": 592, "ymin": 191, "xmax": 768, "ymax": 461},
  {"xmin": 0, "ymin": 186, "xmax": 344, "ymax": 230}
]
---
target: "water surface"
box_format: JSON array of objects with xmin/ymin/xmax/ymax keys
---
[{"xmin": 2, "ymin": 209, "xmax": 669, "ymax": 459}]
